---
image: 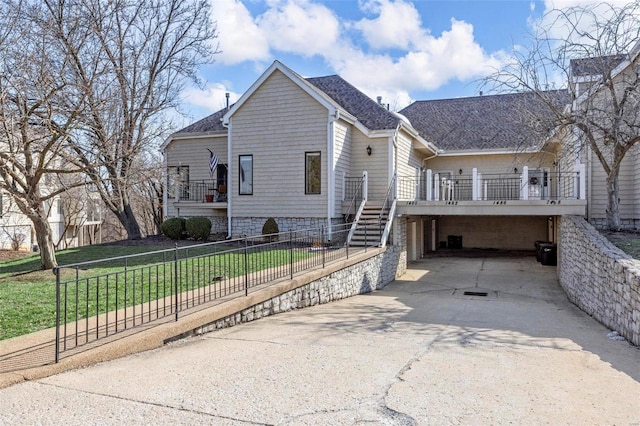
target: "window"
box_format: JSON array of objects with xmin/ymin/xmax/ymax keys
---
[
  {"xmin": 167, "ymin": 166, "xmax": 189, "ymax": 199},
  {"xmin": 305, "ymin": 152, "xmax": 321, "ymax": 194},
  {"xmin": 239, "ymin": 155, "xmax": 253, "ymax": 195}
]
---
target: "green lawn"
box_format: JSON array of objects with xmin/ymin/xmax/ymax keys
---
[{"xmin": 1, "ymin": 243, "xmax": 313, "ymax": 340}]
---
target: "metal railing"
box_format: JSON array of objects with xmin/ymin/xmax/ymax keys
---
[
  {"xmin": 397, "ymin": 170, "xmax": 583, "ymax": 202},
  {"xmin": 174, "ymin": 179, "xmax": 227, "ymax": 203},
  {"xmin": 344, "ymin": 174, "xmax": 366, "ymax": 222},
  {"xmin": 54, "ymin": 222, "xmax": 382, "ymax": 362}
]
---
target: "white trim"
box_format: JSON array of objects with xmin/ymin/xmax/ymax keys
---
[
  {"xmin": 436, "ymin": 148, "xmax": 537, "ymax": 157},
  {"xmin": 327, "ymin": 112, "xmax": 337, "ymax": 237},
  {"xmin": 160, "ymin": 131, "xmax": 226, "ymax": 150},
  {"xmin": 226, "ymin": 119, "xmax": 233, "ymax": 238}
]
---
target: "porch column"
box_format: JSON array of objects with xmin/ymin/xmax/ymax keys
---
[
  {"xmin": 578, "ymin": 163, "xmax": 586, "ymax": 200},
  {"xmin": 521, "ymin": 166, "xmax": 529, "ymax": 200},
  {"xmin": 426, "ymin": 169, "xmax": 433, "ymax": 201},
  {"xmin": 362, "ymin": 170, "xmax": 368, "ymax": 201},
  {"xmin": 472, "ymin": 168, "xmax": 478, "ymax": 201},
  {"xmin": 434, "ymin": 173, "xmax": 440, "ymax": 201}
]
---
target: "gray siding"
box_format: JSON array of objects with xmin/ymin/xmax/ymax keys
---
[
  {"xmin": 350, "ymin": 130, "xmax": 389, "ymax": 200},
  {"xmin": 333, "ymin": 120, "xmax": 351, "ymax": 216},
  {"xmin": 231, "ymin": 70, "xmax": 329, "ymax": 218}
]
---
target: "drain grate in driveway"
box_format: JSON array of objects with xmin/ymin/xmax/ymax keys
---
[{"xmin": 463, "ymin": 291, "xmax": 488, "ymax": 297}]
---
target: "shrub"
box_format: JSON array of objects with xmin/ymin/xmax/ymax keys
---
[
  {"xmin": 161, "ymin": 217, "xmax": 186, "ymax": 240},
  {"xmin": 186, "ymin": 216, "xmax": 212, "ymax": 241},
  {"xmin": 262, "ymin": 217, "xmax": 279, "ymax": 241}
]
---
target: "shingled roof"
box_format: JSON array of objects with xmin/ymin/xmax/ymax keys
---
[
  {"xmin": 570, "ymin": 54, "xmax": 628, "ymax": 77},
  {"xmin": 173, "ymin": 107, "xmax": 228, "ymax": 135},
  {"xmin": 306, "ymin": 75, "xmax": 401, "ymax": 131},
  {"xmin": 399, "ymin": 90, "xmax": 570, "ymax": 151}
]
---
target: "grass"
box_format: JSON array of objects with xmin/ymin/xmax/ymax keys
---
[
  {"xmin": 603, "ymin": 231, "xmax": 640, "ymax": 260},
  {"xmin": 0, "ymin": 242, "xmax": 313, "ymax": 341}
]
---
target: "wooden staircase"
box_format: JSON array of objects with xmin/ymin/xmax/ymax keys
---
[{"xmin": 349, "ymin": 202, "xmax": 388, "ymax": 247}]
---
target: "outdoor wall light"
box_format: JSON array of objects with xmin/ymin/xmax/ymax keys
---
[
  {"xmin": 514, "ymin": 167, "xmax": 518, "ymax": 173},
  {"xmin": 366, "ymin": 145, "xmax": 372, "ymax": 156},
  {"xmin": 458, "ymin": 168, "xmax": 463, "ymax": 175}
]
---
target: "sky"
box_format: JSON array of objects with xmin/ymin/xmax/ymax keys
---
[{"xmin": 176, "ymin": 0, "xmax": 634, "ymax": 125}]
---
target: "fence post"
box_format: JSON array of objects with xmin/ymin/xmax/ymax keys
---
[
  {"xmin": 54, "ymin": 267, "xmax": 60, "ymax": 363},
  {"xmin": 244, "ymin": 236, "xmax": 249, "ymax": 296},
  {"xmin": 174, "ymin": 243, "xmax": 179, "ymax": 321},
  {"xmin": 365, "ymin": 222, "xmax": 368, "ymax": 252},
  {"xmin": 322, "ymin": 225, "xmax": 326, "ymax": 268},
  {"xmin": 290, "ymin": 231, "xmax": 294, "ymax": 279}
]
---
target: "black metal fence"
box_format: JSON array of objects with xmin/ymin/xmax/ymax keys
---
[{"xmin": 54, "ymin": 222, "xmax": 381, "ymax": 362}]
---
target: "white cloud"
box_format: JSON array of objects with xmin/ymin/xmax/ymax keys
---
[
  {"xmin": 182, "ymin": 82, "xmax": 241, "ymax": 112},
  {"xmin": 256, "ymin": 0, "xmax": 340, "ymax": 57},
  {"xmin": 210, "ymin": 0, "xmax": 270, "ymax": 64},
  {"xmin": 328, "ymin": 18, "xmax": 507, "ymax": 109},
  {"xmin": 353, "ymin": 0, "xmax": 426, "ymax": 50}
]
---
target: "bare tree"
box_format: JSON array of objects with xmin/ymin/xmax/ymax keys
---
[
  {"xmin": 44, "ymin": 0, "xmax": 217, "ymax": 240},
  {"xmin": 0, "ymin": 1, "xmax": 90, "ymax": 269},
  {"xmin": 484, "ymin": 2, "xmax": 640, "ymax": 230}
]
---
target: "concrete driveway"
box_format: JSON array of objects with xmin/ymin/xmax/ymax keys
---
[{"xmin": 1, "ymin": 256, "xmax": 639, "ymax": 425}]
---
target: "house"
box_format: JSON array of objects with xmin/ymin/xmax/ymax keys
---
[
  {"xmin": 568, "ymin": 43, "xmax": 640, "ymax": 230},
  {"xmin": 0, "ymin": 186, "xmax": 103, "ymax": 251},
  {"xmin": 163, "ymin": 60, "xmax": 589, "ymax": 264}
]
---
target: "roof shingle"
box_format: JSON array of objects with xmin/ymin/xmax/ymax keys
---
[{"xmin": 399, "ymin": 90, "xmax": 570, "ymax": 151}]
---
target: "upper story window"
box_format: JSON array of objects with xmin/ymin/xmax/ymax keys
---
[
  {"xmin": 239, "ymin": 155, "xmax": 253, "ymax": 195},
  {"xmin": 305, "ymin": 152, "xmax": 321, "ymax": 194}
]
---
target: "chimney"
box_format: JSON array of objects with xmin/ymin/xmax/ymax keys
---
[{"xmin": 377, "ymin": 96, "xmax": 382, "ymax": 105}]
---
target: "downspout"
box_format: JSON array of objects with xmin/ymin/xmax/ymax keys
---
[
  {"xmin": 223, "ymin": 118, "xmax": 232, "ymax": 238},
  {"xmin": 327, "ymin": 110, "xmax": 339, "ymax": 239}
]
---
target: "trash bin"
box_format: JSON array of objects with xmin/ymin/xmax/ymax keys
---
[
  {"xmin": 447, "ymin": 235, "xmax": 463, "ymax": 249},
  {"xmin": 534, "ymin": 241, "xmax": 550, "ymax": 262},
  {"xmin": 540, "ymin": 243, "xmax": 557, "ymax": 266}
]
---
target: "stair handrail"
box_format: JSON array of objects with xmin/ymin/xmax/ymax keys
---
[
  {"xmin": 379, "ymin": 173, "xmax": 397, "ymax": 247},
  {"xmin": 344, "ymin": 172, "xmax": 367, "ymax": 222}
]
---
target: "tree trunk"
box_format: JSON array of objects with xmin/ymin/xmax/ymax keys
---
[
  {"xmin": 116, "ymin": 202, "xmax": 142, "ymax": 240},
  {"xmin": 30, "ymin": 212, "xmax": 58, "ymax": 270},
  {"xmin": 605, "ymin": 173, "xmax": 621, "ymax": 230}
]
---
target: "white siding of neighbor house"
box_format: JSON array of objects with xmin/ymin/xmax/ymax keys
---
[
  {"xmin": 350, "ymin": 130, "xmax": 389, "ymax": 200},
  {"xmin": 333, "ymin": 120, "xmax": 351, "ymax": 216},
  {"xmin": 164, "ymin": 135, "xmax": 228, "ymax": 218},
  {"xmin": 587, "ymin": 147, "xmax": 637, "ymax": 221},
  {"xmin": 230, "ymin": 70, "xmax": 329, "ymax": 218},
  {"xmin": 0, "ymin": 191, "xmax": 33, "ymax": 250}
]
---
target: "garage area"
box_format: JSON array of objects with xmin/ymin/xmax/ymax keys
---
[{"xmin": 404, "ymin": 215, "xmax": 558, "ymax": 261}]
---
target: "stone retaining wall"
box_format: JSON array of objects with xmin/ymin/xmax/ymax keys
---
[
  {"xmin": 195, "ymin": 245, "xmax": 404, "ymax": 334},
  {"xmin": 558, "ymin": 216, "xmax": 640, "ymax": 345}
]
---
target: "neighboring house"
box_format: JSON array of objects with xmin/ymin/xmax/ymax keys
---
[
  {"xmin": 568, "ymin": 43, "xmax": 640, "ymax": 229},
  {"xmin": 0, "ymin": 187, "xmax": 103, "ymax": 251},
  {"xmin": 163, "ymin": 60, "xmax": 588, "ymax": 263}
]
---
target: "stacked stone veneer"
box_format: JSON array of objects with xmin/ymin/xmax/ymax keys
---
[
  {"xmin": 231, "ymin": 217, "xmax": 344, "ymax": 239},
  {"xmin": 195, "ymin": 244, "xmax": 405, "ymax": 335},
  {"xmin": 590, "ymin": 217, "xmax": 639, "ymax": 231},
  {"xmin": 558, "ymin": 215, "xmax": 640, "ymax": 345}
]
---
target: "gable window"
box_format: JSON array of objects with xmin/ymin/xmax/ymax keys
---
[
  {"xmin": 167, "ymin": 166, "xmax": 189, "ymax": 199},
  {"xmin": 239, "ymin": 155, "xmax": 253, "ymax": 195},
  {"xmin": 305, "ymin": 152, "xmax": 321, "ymax": 194}
]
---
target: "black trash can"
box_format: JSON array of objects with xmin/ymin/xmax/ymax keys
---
[
  {"xmin": 540, "ymin": 243, "xmax": 557, "ymax": 266},
  {"xmin": 534, "ymin": 241, "xmax": 550, "ymax": 262},
  {"xmin": 448, "ymin": 235, "xmax": 463, "ymax": 249}
]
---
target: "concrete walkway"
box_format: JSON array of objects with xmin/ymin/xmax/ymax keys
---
[{"xmin": 1, "ymin": 256, "xmax": 639, "ymax": 425}]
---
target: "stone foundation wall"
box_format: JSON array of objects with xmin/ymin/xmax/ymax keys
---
[
  {"xmin": 589, "ymin": 217, "xmax": 639, "ymax": 231},
  {"xmin": 231, "ymin": 217, "xmax": 345, "ymax": 239},
  {"xmin": 558, "ymin": 216, "xmax": 640, "ymax": 345},
  {"xmin": 196, "ymin": 245, "xmax": 404, "ymax": 335}
]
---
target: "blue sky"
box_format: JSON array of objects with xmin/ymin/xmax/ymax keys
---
[{"xmin": 176, "ymin": 0, "xmax": 629, "ymax": 124}]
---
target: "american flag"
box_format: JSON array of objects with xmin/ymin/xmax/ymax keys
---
[{"xmin": 208, "ymin": 149, "xmax": 218, "ymax": 178}]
